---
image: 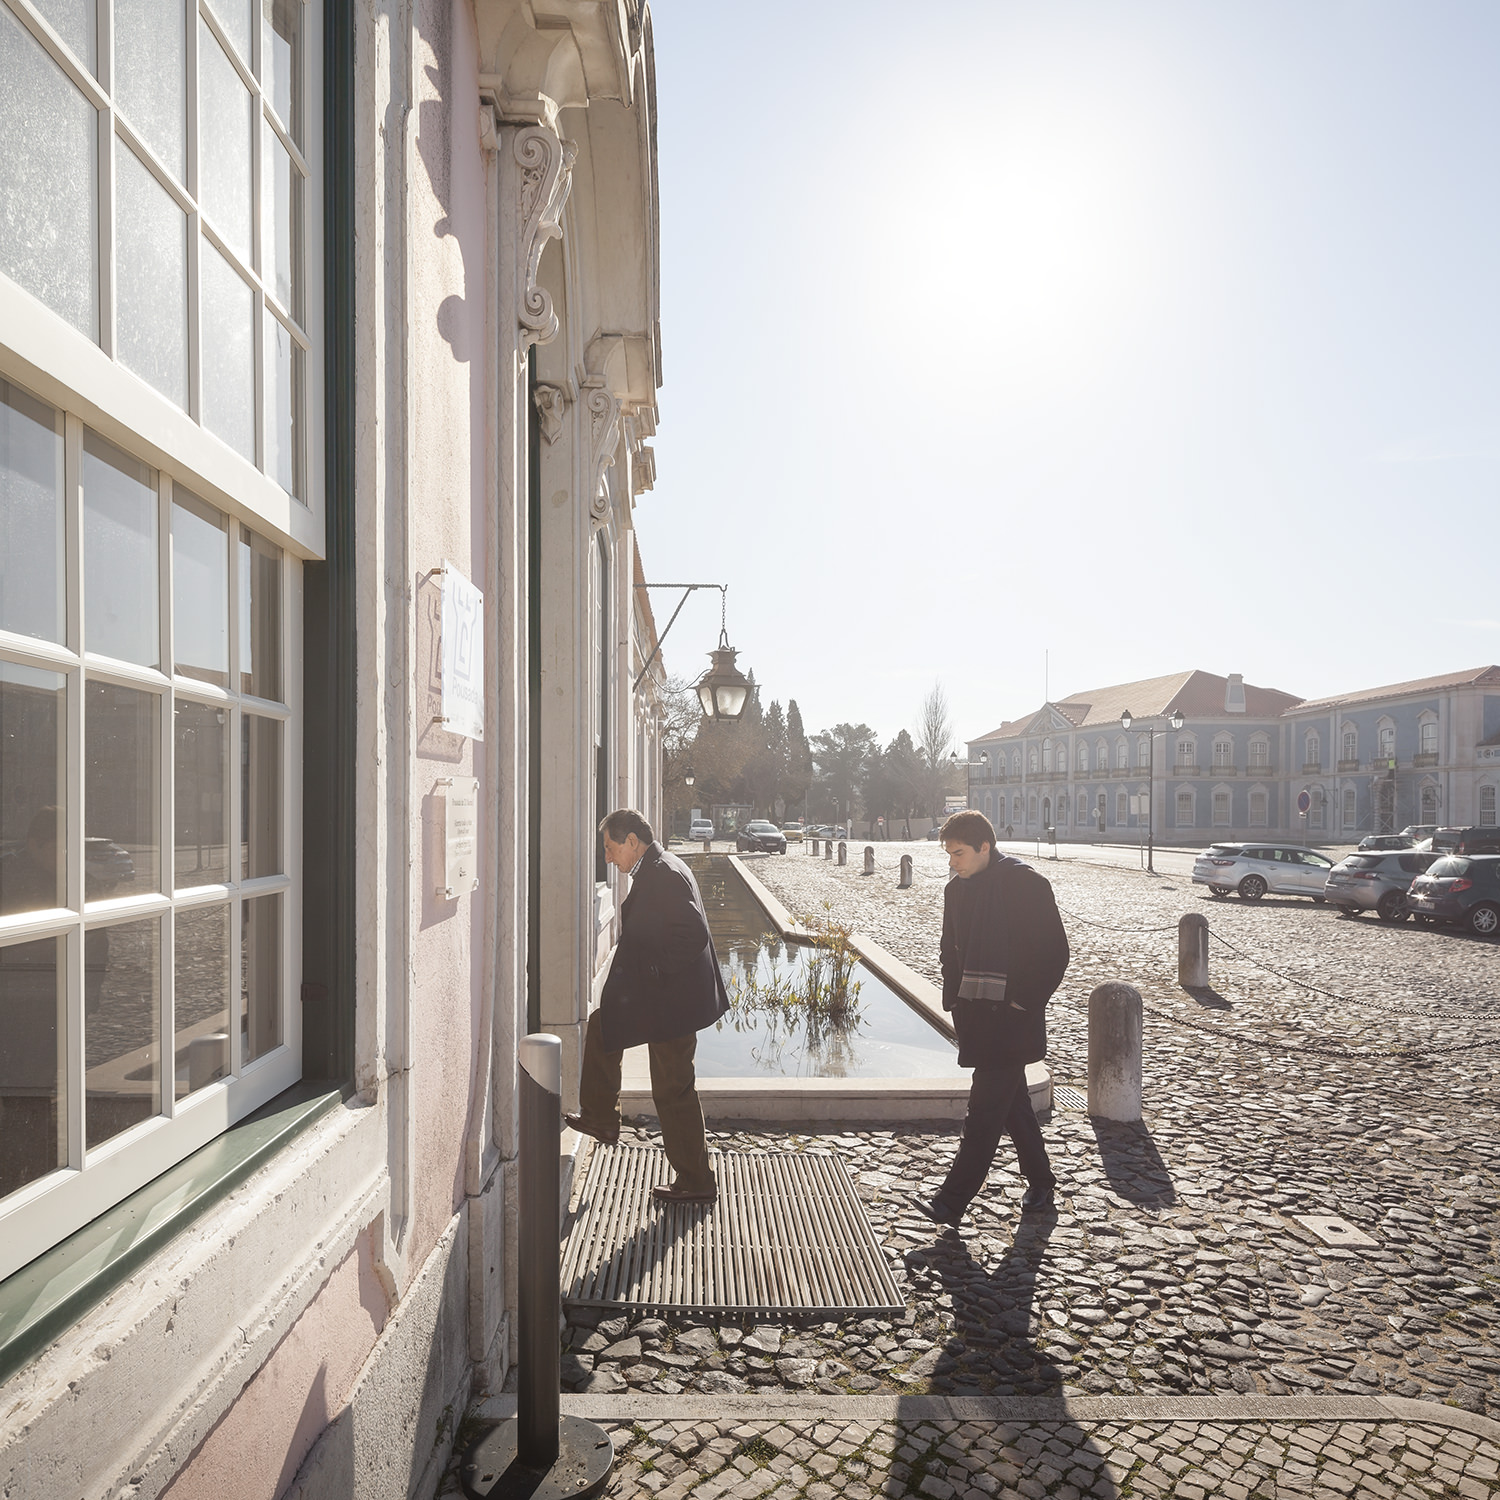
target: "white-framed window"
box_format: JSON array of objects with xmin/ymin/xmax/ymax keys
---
[
  {"xmin": 1095, "ymin": 742, "xmax": 1107, "ymax": 771},
  {"xmin": 1249, "ymin": 736, "xmax": 1269, "ymax": 769},
  {"xmin": 1249, "ymin": 788, "xmax": 1268, "ymax": 827},
  {"xmin": 1028, "ymin": 747, "xmax": 1038, "ymax": 773},
  {"xmin": 1343, "ymin": 786, "xmax": 1357, "ymax": 828},
  {"xmin": 1057, "ymin": 796, "xmax": 1068, "ymax": 825},
  {"xmin": 1176, "ymin": 736, "xmax": 1195, "ymax": 767},
  {"xmin": 1176, "ymin": 789, "xmax": 1194, "ymax": 826},
  {"xmin": 1096, "ymin": 791, "xmax": 1106, "ymax": 826},
  {"xmin": 1028, "ymin": 794, "xmax": 1038, "ymax": 822},
  {"xmin": 1480, "ymin": 786, "xmax": 1496, "ymax": 828},
  {"xmin": 1420, "ymin": 784, "xmax": 1439, "ymax": 823},
  {"xmin": 1115, "ymin": 790, "xmax": 1127, "ymax": 825},
  {"xmin": 1115, "ymin": 739, "xmax": 1128, "ymax": 769},
  {"xmin": 1012, "ymin": 795, "xmax": 1022, "ymax": 825},
  {"xmin": 1310, "ymin": 786, "xmax": 1324, "ymax": 830},
  {"xmin": 0, "ymin": 0, "xmax": 321, "ymax": 534},
  {"xmin": 1041, "ymin": 739, "xmax": 1051, "ymax": 772},
  {"xmin": 1076, "ymin": 792, "xmax": 1087, "ymax": 823},
  {"xmin": 1305, "ymin": 731, "xmax": 1320, "ymax": 766},
  {"xmin": 1077, "ymin": 742, "xmax": 1087, "ymax": 771},
  {"xmin": 0, "ymin": 376, "xmax": 301, "ymax": 1280},
  {"xmin": 1137, "ymin": 734, "xmax": 1149, "ymax": 767},
  {"xmin": 1011, "ymin": 752, "xmax": 1020, "ymax": 778},
  {"xmin": 1212, "ymin": 790, "xmax": 1231, "ymax": 826},
  {"xmin": 1378, "ymin": 723, "xmax": 1395, "ymax": 761},
  {"xmin": 1419, "ymin": 718, "xmax": 1437, "ymax": 757},
  {"xmin": 1212, "ymin": 737, "xmax": 1233, "ymax": 768},
  {"xmin": 1342, "ymin": 728, "xmax": 1357, "ymax": 764}
]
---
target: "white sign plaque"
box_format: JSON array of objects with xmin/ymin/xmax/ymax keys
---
[
  {"xmin": 440, "ymin": 561, "xmax": 484, "ymax": 740},
  {"xmin": 441, "ymin": 777, "xmax": 479, "ymax": 899}
]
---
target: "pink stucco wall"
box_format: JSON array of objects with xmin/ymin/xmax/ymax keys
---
[{"xmin": 161, "ymin": 1229, "xmax": 389, "ymax": 1500}]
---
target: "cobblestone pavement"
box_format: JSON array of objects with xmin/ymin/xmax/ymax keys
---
[
  {"xmin": 544, "ymin": 845, "xmax": 1500, "ymax": 1495},
  {"xmin": 589, "ymin": 1413, "xmax": 1500, "ymax": 1498}
]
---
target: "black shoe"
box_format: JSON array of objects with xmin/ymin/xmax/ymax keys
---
[
  {"xmin": 564, "ymin": 1113, "xmax": 619, "ymax": 1147},
  {"xmin": 915, "ymin": 1195, "xmax": 962, "ymax": 1227},
  {"xmin": 1020, "ymin": 1181, "xmax": 1057, "ymax": 1213}
]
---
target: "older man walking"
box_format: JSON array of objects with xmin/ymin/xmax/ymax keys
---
[{"xmin": 565, "ymin": 809, "xmax": 728, "ymax": 1203}]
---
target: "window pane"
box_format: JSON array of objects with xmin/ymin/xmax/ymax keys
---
[
  {"xmin": 262, "ymin": 122, "xmax": 301, "ymax": 318},
  {"xmin": 113, "ymin": 0, "xmax": 185, "ymax": 180},
  {"xmin": 173, "ymin": 902, "xmax": 228, "ymax": 1096},
  {"xmin": 0, "ymin": 379, "xmax": 65, "ymax": 644},
  {"xmin": 172, "ymin": 490, "xmax": 228, "ymax": 684},
  {"xmin": 0, "ymin": 936, "xmax": 66, "ymax": 1198},
  {"xmin": 32, "ymin": 0, "xmax": 97, "ymax": 71},
  {"xmin": 82, "ymin": 428, "xmax": 159, "ymax": 667},
  {"xmin": 174, "ymin": 699, "xmax": 227, "ymax": 885},
  {"xmin": 85, "ymin": 914, "xmax": 160, "ymax": 1148},
  {"xmin": 198, "ymin": 20, "xmax": 252, "ymax": 262},
  {"xmin": 241, "ymin": 892, "xmax": 279, "ymax": 1061},
  {"xmin": 238, "ymin": 525, "xmax": 281, "ymax": 698},
  {"xmin": 115, "ymin": 143, "xmax": 188, "ymax": 410},
  {"xmin": 0, "ymin": 663, "xmax": 65, "ymax": 914},
  {"xmin": 264, "ymin": 309, "xmax": 301, "ymax": 497},
  {"xmin": 262, "ymin": 0, "xmax": 300, "ymax": 142},
  {"xmin": 200, "ymin": 242, "xmax": 255, "ymax": 462},
  {"xmin": 85, "ymin": 680, "xmax": 160, "ymax": 898},
  {"xmin": 205, "ymin": 0, "xmax": 250, "ymax": 67},
  {"xmin": 240, "ymin": 713, "xmax": 280, "ymax": 878},
  {"xmin": 0, "ymin": 5, "xmax": 98, "ymax": 339}
]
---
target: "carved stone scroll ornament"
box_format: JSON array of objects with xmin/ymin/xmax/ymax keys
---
[
  {"xmin": 533, "ymin": 384, "xmax": 565, "ymax": 445},
  {"xmin": 514, "ymin": 125, "xmax": 576, "ymax": 347},
  {"xmin": 585, "ymin": 386, "xmax": 622, "ymax": 520}
]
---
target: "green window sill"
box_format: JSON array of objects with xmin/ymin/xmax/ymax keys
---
[{"xmin": 0, "ymin": 1083, "xmax": 343, "ymax": 1388}]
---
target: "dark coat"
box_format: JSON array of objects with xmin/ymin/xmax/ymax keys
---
[
  {"xmin": 939, "ymin": 852, "xmax": 1069, "ymax": 1069},
  {"xmin": 597, "ymin": 842, "xmax": 730, "ymax": 1052}
]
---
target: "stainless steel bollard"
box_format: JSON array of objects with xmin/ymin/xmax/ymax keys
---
[
  {"xmin": 862, "ymin": 845, "xmax": 875, "ymax": 875},
  {"xmin": 837, "ymin": 840, "xmax": 847, "ymax": 866},
  {"xmin": 899, "ymin": 854, "xmax": 913, "ymax": 889},
  {"xmin": 460, "ymin": 1034, "xmax": 614, "ymax": 1498},
  {"xmin": 1087, "ymin": 982, "xmax": 1143, "ymax": 1123},
  {"xmin": 1178, "ymin": 913, "xmax": 1209, "ymax": 988}
]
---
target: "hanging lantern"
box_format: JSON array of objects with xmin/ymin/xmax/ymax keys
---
[{"xmin": 693, "ymin": 589, "xmax": 751, "ymax": 721}]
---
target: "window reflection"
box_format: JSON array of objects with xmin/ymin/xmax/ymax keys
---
[
  {"xmin": 85, "ymin": 680, "xmax": 160, "ymax": 899},
  {"xmin": 0, "ymin": 936, "xmax": 66, "ymax": 1198},
  {"xmin": 172, "ymin": 491, "xmax": 229, "ymax": 686},
  {"xmin": 83, "ymin": 428, "xmax": 159, "ymax": 668},
  {"xmin": 239, "ymin": 526, "xmax": 281, "ymax": 699},
  {"xmin": 0, "ymin": 663, "xmax": 65, "ymax": 914},
  {"xmin": 241, "ymin": 893, "xmax": 279, "ymax": 1062},
  {"xmin": 175, "ymin": 701, "xmax": 228, "ymax": 886},
  {"xmin": 0, "ymin": 379, "xmax": 65, "ymax": 645},
  {"xmin": 174, "ymin": 904, "xmax": 229, "ymax": 1096},
  {"xmin": 85, "ymin": 915, "xmax": 160, "ymax": 1149},
  {"xmin": 241, "ymin": 714, "xmax": 280, "ymax": 878}
]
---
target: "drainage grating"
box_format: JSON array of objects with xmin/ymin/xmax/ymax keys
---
[
  {"xmin": 561, "ymin": 1146, "xmax": 904, "ymax": 1318},
  {"xmin": 1053, "ymin": 1084, "xmax": 1088, "ymax": 1111}
]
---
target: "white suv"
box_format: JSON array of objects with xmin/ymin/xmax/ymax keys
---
[
  {"xmin": 688, "ymin": 818, "xmax": 714, "ymax": 841},
  {"xmin": 1192, "ymin": 843, "xmax": 1335, "ymax": 902}
]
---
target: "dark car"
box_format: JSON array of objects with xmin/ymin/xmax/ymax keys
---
[
  {"xmin": 1357, "ymin": 834, "xmax": 1414, "ymax": 852},
  {"xmin": 1405, "ymin": 855, "xmax": 1500, "ymax": 937},
  {"xmin": 1325, "ymin": 850, "xmax": 1437, "ymax": 920},
  {"xmin": 1455, "ymin": 827, "xmax": 1500, "ymax": 856},
  {"xmin": 736, "ymin": 820, "xmax": 787, "ymax": 854}
]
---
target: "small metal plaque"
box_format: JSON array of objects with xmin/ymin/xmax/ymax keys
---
[
  {"xmin": 441, "ymin": 776, "xmax": 479, "ymax": 899},
  {"xmin": 1295, "ymin": 1214, "xmax": 1377, "ymax": 1248}
]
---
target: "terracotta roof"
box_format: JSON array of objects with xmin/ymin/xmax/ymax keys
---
[
  {"xmin": 1292, "ymin": 665, "xmax": 1500, "ymax": 713},
  {"xmin": 970, "ymin": 670, "xmax": 1302, "ymax": 744}
]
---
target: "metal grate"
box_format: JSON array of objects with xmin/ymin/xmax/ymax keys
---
[
  {"xmin": 561, "ymin": 1146, "xmax": 905, "ymax": 1319},
  {"xmin": 1053, "ymin": 1084, "xmax": 1088, "ymax": 1111}
]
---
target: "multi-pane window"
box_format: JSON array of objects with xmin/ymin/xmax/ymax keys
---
[
  {"xmin": 1077, "ymin": 742, "xmax": 1087, "ymax": 771},
  {"xmin": 1041, "ymin": 742, "xmax": 1050, "ymax": 773},
  {"xmin": 0, "ymin": 375, "xmax": 297, "ymax": 1278},
  {"xmin": 1115, "ymin": 740, "xmax": 1127, "ymax": 769},
  {"xmin": 1028, "ymin": 748, "xmax": 1038, "ymax": 773},
  {"xmin": 1249, "ymin": 789, "xmax": 1268, "ymax": 827},
  {"xmin": 1176, "ymin": 737, "xmax": 1194, "ymax": 767},
  {"xmin": 1213, "ymin": 738, "xmax": 1233, "ymax": 768},
  {"xmin": 1343, "ymin": 787, "xmax": 1357, "ymax": 829},
  {"xmin": 1342, "ymin": 729, "xmax": 1357, "ymax": 764},
  {"xmin": 1419, "ymin": 720, "xmax": 1437, "ymax": 757},
  {"xmin": 1480, "ymin": 786, "xmax": 1496, "ymax": 827},
  {"xmin": 1115, "ymin": 791, "xmax": 1127, "ymax": 825},
  {"xmin": 1378, "ymin": 725, "xmax": 1395, "ymax": 761},
  {"xmin": 1176, "ymin": 789, "xmax": 1194, "ymax": 826},
  {"xmin": 1212, "ymin": 791, "xmax": 1231, "ymax": 826},
  {"xmin": 1250, "ymin": 738, "xmax": 1269, "ymax": 768},
  {"xmin": 1028, "ymin": 795, "xmax": 1037, "ymax": 823},
  {"xmin": 1305, "ymin": 732, "xmax": 1320, "ymax": 767},
  {"xmin": 1096, "ymin": 792, "xmax": 1106, "ymax": 826},
  {"xmin": 1310, "ymin": 787, "xmax": 1324, "ymax": 830},
  {"xmin": 1137, "ymin": 735, "xmax": 1149, "ymax": 767},
  {"xmin": 0, "ymin": 0, "xmax": 312, "ymax": 501},
  {"xmin": 1421, "ymin": 785, "xmax": 1439, "ymax": 824}
]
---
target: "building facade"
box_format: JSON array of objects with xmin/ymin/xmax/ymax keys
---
[
  {"xmin": 1, "ymin": 2, "xmax": 669, "ymax": 1496},
  {"xmin": 964, "ymin": 667, "xmax": 1500, "ymax": 844}
]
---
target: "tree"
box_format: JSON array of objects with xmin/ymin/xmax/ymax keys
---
[
  {"xmin": 659, "ymin": 674, "xmax": 706, "ymax": 829},
  {"xmin": 809, "ymin": 723, "xmax": 877, "ymax": 824},
  {"xmin": 785, "ymin": 700, "xmax": 812, "ymax": 815},
  {"xmin": 916, "ymin": 680, "xmax": 959, "ymax": 818}
]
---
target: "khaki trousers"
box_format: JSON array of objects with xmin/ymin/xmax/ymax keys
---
[{"xmin": 577, "ymin": 1009, "xmax": 714, "ymax": 1195}]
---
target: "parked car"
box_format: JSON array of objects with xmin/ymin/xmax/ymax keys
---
[
  {"xmin": 1401, "ymin": 825, "xmax": 1440, "ymax": 843},
  {"xmin": 1325, "ymin": 850, "xmax": 1438, "ymax": 921},
  {"xmin": 688, "ymin": 818, "xmax": 714, "ymax": 841},
  {"xmin": 1191, "ymin": 843, "xmax": 1336, "ymax": 901},
  {"xmin": 1430, "ymin": 828, "xmax": 1463, "ymax": 853},
  {"xmin": 1357, "ymin": 833, "xmax": 1414, "ymax": 851},
  {"xmin": 1455, "ymin": 827, "xmax": 1500, "ymax": 856},
  {"xmin": 1404, "ymin": 855, "xmax": 1500, "ymax": 936},
  {"xmin": 736, "ymin": 820, "xmax": 787, "ymax": 854},
  {"xmin": 829, "ymin": 826, "xmax": 849, "ymax": 840},
  {"xmin": 85, "ymin": 837, "xmax": 136, "ymax": 891},
  {"xmin": 926, "ymin": 824, "xmax": 945, "ymax": 840},
  {"xmin": 780, "ymin": 822, "xmax": 805, "ymax": 843}
]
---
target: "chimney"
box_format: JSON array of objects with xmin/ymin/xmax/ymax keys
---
[{"xmin": 1225, "ymin": 673, "xmax": 1246, "ymax": 714}]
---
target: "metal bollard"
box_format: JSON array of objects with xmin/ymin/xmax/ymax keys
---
[
  {"xmin": 862, "ymin": 845, "xmax": 875, "ymax": 876},
  {"xmin": 837, "ymin": 840, "xmax": 847, "ymax": 866},
  {"xmin": 460, "ymin": 1034, "xmax": 614, "ymax": 1497},
  {"xmin": 899, "ymin": 854, "xmax": 913, "ymax": 889},
  {"xmin": 1178, "ymin": 913, "xmax": 1209, "ymax": 989},
  {"xmin": 825, "ymin": 838, "xmax": 833, "ymax": 860},
  {"xmin": 1087, "ymin": 982, "xmax": 1143, "ymax": 1123}
]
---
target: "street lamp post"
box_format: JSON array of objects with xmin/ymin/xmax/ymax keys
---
[{"xmin": 1119, "ymin": 708, "xmax": 1184, "ymax": 874}]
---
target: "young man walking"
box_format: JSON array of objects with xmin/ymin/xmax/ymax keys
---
[
  {"xmin": 565, "ymin": 809, "xmax": 729, "ymax": 1203},
  {"xmin": 920, "ymin": 810, "xmax": 1070, "ymax": 1226}
]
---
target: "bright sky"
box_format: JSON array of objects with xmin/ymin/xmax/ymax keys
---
[{"xmin": 633, "ymin": 1, "xmax": 1500, "ymax": 749}]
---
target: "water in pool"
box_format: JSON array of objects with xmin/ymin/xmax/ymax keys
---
[{"xmin": 689, "ymin": 856, "xmax": 963, "ymax": 1079}]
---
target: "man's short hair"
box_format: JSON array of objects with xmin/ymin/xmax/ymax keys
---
[
  {"xmin": 940, "ymin": 810, "xmax": 995, "ymax": 853},
  {"xmin": 599, "ymin": 808, "xmax": 654, "ymax": 845}
]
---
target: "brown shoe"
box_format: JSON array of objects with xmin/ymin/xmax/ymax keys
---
[
  {"xmin": 652, "ymin": 1181, "xmax": 717, "ymax": 1204},
  {"xmin": 564, "ymin": 1113, "xmax": 619, "ymax": 1146}
]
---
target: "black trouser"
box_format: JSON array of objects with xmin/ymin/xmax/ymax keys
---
[{"xmin": 937, "ymin": 1060, "xmax": 1054, "ymax": 1212}]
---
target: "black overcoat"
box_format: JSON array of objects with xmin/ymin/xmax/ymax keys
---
[
  {"xmin": 597, "ymin": 842, "xmax": 730, "ymax": 1052},
  {"xmin": 939, "ymin": 852, "xmax": 1069, "ymax": 1069}
]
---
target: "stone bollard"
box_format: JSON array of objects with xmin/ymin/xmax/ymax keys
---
[
  {"xmin": 1087, "ymin": 982, "xmax": 1143, "ymax": 1123},
  {"xmin": 1178, "ymin": 912, "xmax": 1209, "ymax": 988},
  {"xmin": 863, "ymin": 845, "xmax": 875, "ymax": 876},
  {"xmin": 899, "ymin": 854, "xmax": 913, "ymax": 889},
  {"xmin": 702, "ymin": 838, "xmax": 711, "ymax": 853},
  {"xmin": 825, "ymin": 838, "xmax": 833, "ymax": 860},
  {"xmin": 189, "ymin": 1032, "xmax": 229, "ymax": 1092},
  {"xmin": 837, "ymin": 840, "xmax": 847, "ymax": 866}
]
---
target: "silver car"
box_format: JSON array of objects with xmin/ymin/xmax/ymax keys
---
[
  {"xmin": 1324, "ymin": 850, "xmax": 1438, "ymax": 921},
  {"xmin": 1192, "ymin": 842, "xmax": 1336, "ymax": 902}
]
